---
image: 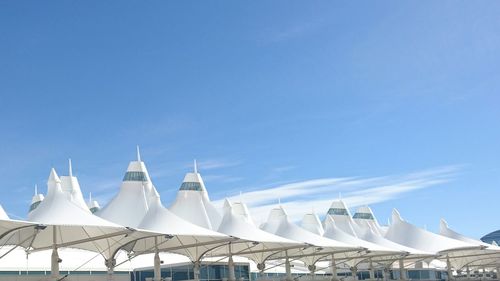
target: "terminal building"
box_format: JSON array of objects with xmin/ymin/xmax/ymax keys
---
[{"xmin": 0, "ymin": 150, "xmax": 499, "ymax": 281}]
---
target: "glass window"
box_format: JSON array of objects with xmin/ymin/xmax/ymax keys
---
[
  {"xmin": 327, "ymin": 208, "xmax": 349, "ymax": 216},
  {"xmin": 123, "ymin": 171, "xmax": 148, "ymax": 182},
  {"xmin": 353, "ymin": 212, "xmax": 374, "ymax": 220},
  {"xmin": 29, "ymin": 201, "xmax": 42, "ymax": 212},
  {"xmin": 180, "ymin": 182, "xmax": 203, "ymax": 191}
]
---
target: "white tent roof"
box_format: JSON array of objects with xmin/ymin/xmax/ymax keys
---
[
  {"xmin": 109, "ymin": 194, "xmax": 234, "ymax": 262},
  {"xmin": 352, "ymin": 206, "xmax": 385, "ymax": 236},
  {"xmin": 323, "ymin": 215, "xmax": 399, "ymax": 254},
  {"xmin": 439, "ymin": 219, "xmax": 500, "ymax": 269},
  {"xmin": 215, "ymin": 200, "xmax": 303, "ymax": 263},
  {"xmin": 97, "ymin": 155, "xmax": 158, "ymax": 228},
  {"xmin": 260, "ymin": 206, "xmax": 361, "ymax": 265},
  {"xmin": 440, "ymin": 219, "xmax": 494, "ymax": 248},
  {"xmin": 385, "ymin": 209, "xmax": 480, "ymax": 256},
  {"xmin": 13, "ymin": 168, "xmax": 154, "ymax": 260},
  {"xmin": 301, "ymin": 213, "xmax": 325, "ymax": 236},
  {"xmin": 350, "ymin": 206, "xmax": 433, "ymax": 256},
  {"xmin": 0, "ymin": 205, "xmax": 8, "ymax": 220},
  {"xmin": 169, "ymin": 164, "xmax": 221, "ymax": 230},
  {"xmin": 325, "ymin": 200, "xmax": 360, "ymax": 237},
  {"xmin": 58, "ymin": 159, "xmax": 89, "ymax": 212}
]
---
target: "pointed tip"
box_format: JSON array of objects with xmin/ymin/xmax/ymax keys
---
[
  {"xmin": 278, "ymin": 197, "xmax": 281, "ymax": 206},
  {"xmin": 223, "ymin": 198, "xmax": 232, "ymax": 208},
  {"xmin": 440, "ymin": 218, "xmax": 449, "ymax": 230},
  {"xmin": 392, "ymin": 209, "xmax": 402, "ymax": 222},
  {"xmin": 193, "ymin": 159, "xmax": 198, "ymax": 173},
  {"xmin": 34, "ymin": 184, "xmax": 38, "ymax": 195},
  {"xmin": 48, "ymin": 168, "xmax": 61, "ymax": 183},
  {"xmin": 136, "ymin": 145, "xmax": 141, "ymax": 162},
  {"xmin": 68, "ymin": 158, "xmax": 73, "ymax": 177}
]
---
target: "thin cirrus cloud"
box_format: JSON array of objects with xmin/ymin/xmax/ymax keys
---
[
  {"xmin": 213, "ymin": 165, "xmax": 461, "ymax": 225},
  {"xmin": 186, "ymin": 159, "xmax": 242, "ymax": 171}
]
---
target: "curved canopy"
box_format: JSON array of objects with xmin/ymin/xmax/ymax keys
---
[
  {"xmin": 0, "ymin": 205, "xmax": 8, "ymax": 220},
  {"xmin": 215, "ymin": 200, "xmax": 303, "ymax": 264},
  {"xmin": 351, "ymin": 206, "xmax": 433, "ymax": 257},
  {"xmin": 385, "ymin": 209, "xmax": 481, "ymax": 258},
  {"xmin": 97, "ymin": 157, "xmax": 158, "ymax": 228},
  {"xmin": 261, "ymin": 206, "xmax": 360, "ymax": 265},
  {"xmin": 119, "ymin": 194, "xmax": 234, "ymax": 262},
  {"xmin": 439, "ymin": 219, "xmax": 500, "ymax": 269},
  {"xmin": 169, "ymin": 166, "xmax": 221, "ymax": 230},
  {"xmin": 14, "ymin": 168, "xmax": 154, "ymax": 259}
]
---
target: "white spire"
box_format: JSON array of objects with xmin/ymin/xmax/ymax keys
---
[
  {"xmin": 88, "ymin": 192, "xmax": 92, "ymax": 204},
  {"xmin": 278, "ymin": 197, "xmax": 281, "ymax": 206},
  {"xmin": 194, "ymin": 159, "xmax": 198, "ymax": 173},
  {"xmin": 136, "ymin": 145, "xmax": 141, "ymax": 162},
  {"xmin": 34, "ymin": 184, "xmax": 38, "ymax": 196},
  {"xmin": 48, "ymin": 168, "xmax": 61, "ymax": 184},
  {"xmin": 68, "ymin": 158, "xmax": 73, "ymax": 177}
]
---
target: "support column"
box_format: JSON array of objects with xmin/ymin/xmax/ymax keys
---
[
  {"xmin": 330, "ymin": 254, "xmax": 338, "ymax": 281},
  {"xmin": 351, "ymin": 266, "xmax": 357, "ymax": 281},
  {"xmin": 308, "ymin": 264, "xmax": 317, "ymax": 281},
  {"xmin": 369, "ymin": 259, "xmax": 375, "ymax": 280},
  {"xmin": 446, "ymin": 255, "xmax": 453, "ymax": 281},
  {"xmin": 466, "ymin": 266, "xmax": 470, "ymax": 279},
  {"xmin": 398, "ymin": 258, "xmax": 406, "ymax": 281},
  {"xmin": 496, "ymin": 267, "xmax": 500, "ymax": 281},
  {"xmin": 193, "ymin": 261, "xmax": 201, "ymax": 281},
  {"xmin": 257, "ymin": 263, "xmax": 266, "ymax": 278},
  {"xmin": 382, "ymin": 267, "xmax": 388, "ymax": 281},
  {"xmin": 285, "ymin": 255, "xmax": 292, "ymax": 281},
  {"xmin": 51, "ymin": 226, "xmax": 60, "ymax": 281},
  {"xmin": 228, "ymin": 254, "xmax": 236, "ymax": 281},
  {"xmin": 154, "ymin": 237, "xmax": 161, "ymax": 281},
  {"xmin": 106, "ymin": 258, "xmax": 116, "ymax": 281}
]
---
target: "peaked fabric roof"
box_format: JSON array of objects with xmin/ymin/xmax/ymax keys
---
[
  {"xmin": 352, "ymin": 206, "xmax": 385, "ymax": 236},
  {"xmin": 108, "ymin": 195, "xmax": 234, "ymax": 262},
  {"xmin": 58, "ymin": 159, "xmax": 89, "ymax": 212},
  {"xmin": 323, "ymin": 215, "xmax": 399, "ymax": 254},
  {"xmin": 215, "ymin": 200, "xmax": 302, "ymax": 263},
  {"xmin": 261, "ymin": 206, "xmax": 360, "ymax": 265},
  {"xmin": 385, "ymin": 209, "xmax": 480, "ymax": 256},
  {"xmin": 440, "ymin": 219, "xmax": 494, "ymax": 248},
  {"xmin": 0, "ymin": 205, "xmax": 8, "ymax": 220},
  {"xmin": 169, "ymin": 168, "xmax": 221, "ymax": 230},
  {"xmin": 350, "ymin": 206, "xmax": 432, "ymax": 256},
  {"xmin": 301, "ymin": 213, "xmax": 325, "ymax": 236},
  {"xmin": 17, "ymin": 168, "xmax": 154, "ymax": 260},
  {"xmin": 326, "ymin": 200, "xmax": 360, "ymax": 236},
  {"xmin": 97, "ymin": 159, "xmax": 158, "ymax": 227},
  {"xmin": 439, "ymin": 219, "xmax": 500, "ymax": 269}
]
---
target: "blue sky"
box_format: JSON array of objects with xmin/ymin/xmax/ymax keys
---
[{"xmin": 0, "ymin": 1, "xmax": 499, "ymax": 238}]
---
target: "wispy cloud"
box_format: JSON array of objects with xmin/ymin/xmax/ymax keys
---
[
  {"xmin": 260, "ymin": 20, "xmax": 326, "ymax": 44},
  {"xmin": 188, "ymin": 159, "xmax": 242, "ymax": 171},
  {"xmin": 202, "ymin": 174, "xmax": 243, "ymax": 183},
  {"xmin": 213, "ymin": 165, "xmax": 461, "ymax": 225}
]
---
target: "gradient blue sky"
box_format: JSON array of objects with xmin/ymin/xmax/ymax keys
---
[{"xmin": 0, "ymin": 1, "xmax": 499, "ymax": 238}]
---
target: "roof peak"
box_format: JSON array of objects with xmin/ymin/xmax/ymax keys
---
[
  {"xmin": 136, "ymin": 145, "xmax": 141, "ymax": 162},
  {"xmin": 68, "ymin": 158, "xmax": 73, "ymax": 177},
  {"xmin": 48, "ymin": 168, "xmax": 61, "ymax": 184}
]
